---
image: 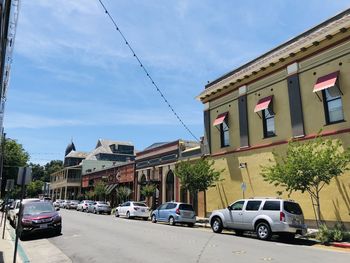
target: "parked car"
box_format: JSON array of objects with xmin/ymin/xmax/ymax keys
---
[
  {"xmin": 59, "ymin": 200, "xmax": 67, "ymax": 208},
  {"xmin": 53, "ymin": 199, "xmax": 62, "ymax": 208},
  {"xmin": 7, "ymin": 199, "xmax": 41, "ymax": 228},
  {"xmin": 115, "ymin": 201, "xmax": 150, "ymax": 220},
  {"xmin": 67, "ymin": 200, "xmax": 79, "ymax": 210},
  {"xmin": 88, "ymin": 201, "xmax": 111, "ymax": 214},
  {"xmin": 77, "ymin": 200, "xmax": 94, "ymax": 212},
  {"xmin": 18, "ymin": 200, "xmax": 62, "ymax": 239},
  {"xmin": 209, "ymin": 198, "xmax": 307, "ymax": 240},
  {"xmin": 151, "ymin": 202, "xmax": 196, "ymax": 226},
  {"xmin": 62, "ymin": 200, "xmax": 71, "ymax": 209}
]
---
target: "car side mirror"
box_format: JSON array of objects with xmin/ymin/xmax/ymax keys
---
[
  {"xmin": 56, "ymin": 207, "xmax": 60, "ymax": 211},
  {"xmin": 227, "ymin": 206, "xmax": 232, "ymax": 211}
]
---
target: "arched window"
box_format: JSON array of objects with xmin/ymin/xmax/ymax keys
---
[
  {"xmin": 166, "ymin": 170, "xmax": 174, "ymax": 201},
  {"xmin": 140, "ymin": 174, "xmax": 146, "ymax": 201}
]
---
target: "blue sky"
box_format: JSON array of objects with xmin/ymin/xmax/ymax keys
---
[{"xmin": 4, "ymin": 0, "xmax": 350, "ymax": 164}]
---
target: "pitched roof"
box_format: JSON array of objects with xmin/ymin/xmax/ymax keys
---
[
  {"xmin": 65, "ymin": 151, "xmax": 88, "ymax": 159},
  {"xmin": 85, "ymin": 139, "xmax": 134, "ymax": 160},
  {"xmin": 143, "ymin": 142, "xmax": 170, "ymax": 151}
]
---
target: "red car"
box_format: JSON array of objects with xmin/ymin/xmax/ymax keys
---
[{"xmin": 19, "ymin": 200, "xmax": 62, "ymax": 239}]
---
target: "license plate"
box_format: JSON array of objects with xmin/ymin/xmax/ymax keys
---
[
  {"xmin": 40, "ymin": 224, "xmax": 48, "ymax": 229},
  {"xmin": 183, "ymin": 212, "xmax": 191, "ymax": 217},
  {"xmin": 141, "ymin": 209, "xmax": 145, "ymax": 212}
]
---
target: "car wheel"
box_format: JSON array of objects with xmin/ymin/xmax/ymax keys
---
[
  {"xmin": 54, "ymin": 226, "xmax": 62, "ymax": 236},
  {"xmin": 187, "ymin": 223, "xmax": 194, "ymax": 227},
  {"xmin": 169, "ymin": 216, "xmax": 175, "ymax": 226},
  {"xmin": 256, "ymin": 222, "xmax": 272, "ymax": 240},
  {"xmin": 94, "ymin": 209, "xmax": 97, "ymax": 214},
  {"xmin": 126, "ymin": 211, "xmax": 131, "ymax": 219},
  {"xmin": 19, "ymin": 230, "xmax": 26, "ymax": 240},
  {"xmin": 151, "ymin": 215, "xmax": 157, "ymax": 223},
  {"xmin": 211, "ymin": 217, "xmax": 223, "ymax": 233},
  {"xmin": 115, "ymin": 210, "xmax": 119, "ymax": 217}
]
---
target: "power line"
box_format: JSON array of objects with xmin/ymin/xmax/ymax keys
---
[{"xmin": 97, "ymin": 0, "xmax": 199, "ymax": 142}]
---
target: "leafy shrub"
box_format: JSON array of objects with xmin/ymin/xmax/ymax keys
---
[
  {"xmin": 316, "ymin": 224, "xmax": 331, "ymax": 244},
  {"xmin": 316, "ymin": 222, "xmax": 350, "ymax": 243},
  {"xmin": 332, "ymin": 229, "xmax": 343, "ymax": 242}
]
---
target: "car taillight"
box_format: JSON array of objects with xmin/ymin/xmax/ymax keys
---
[
  {"xmin": 280, "ymin": 211, "xmax": 285, "ymax": 222},
  {"xmin": 134, "ymin": 207, "xmax": 139, "ymax": 211},
  {"xmin": 175, "ymin": 208, "xmax": 180, "ymax": 215}
]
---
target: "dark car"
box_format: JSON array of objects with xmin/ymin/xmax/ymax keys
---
[{"xmin": 19, "ymin": 200, "xmax": 62, "ymax": 239}]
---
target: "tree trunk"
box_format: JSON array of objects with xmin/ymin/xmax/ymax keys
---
[
  {"xmin": 316, "ymin": 191, "xmax": 322, "ymax": 225},
  {"xmin": 203, "ymin": 190, "xmax": 207, "ymax": 218}
]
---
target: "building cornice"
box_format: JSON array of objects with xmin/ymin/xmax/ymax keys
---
[{"xmin": 198, "ymin": 8, "xmax": 350, "ymax": 102}]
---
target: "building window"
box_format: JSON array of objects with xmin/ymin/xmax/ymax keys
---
[
  {"xmin": 166, "ymin": 170, "xmax": 174, "ymax": 202},
  {"xmin": 213, "ymin": 112, "xmax": 229, "ymax": 148},
  {"xmin": 322, "ymin": 87, "xmax": 344, "ymax": 124},
  {"xmin": 262, "ymin": 109, "xmax": 275, "ymax": 138},
  {"xmin": 220, "ymin": 120, "xmax": 230, "ymax": 147}
]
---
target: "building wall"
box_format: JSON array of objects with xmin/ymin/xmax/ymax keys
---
[
  {"xmin": 206, "ymin": 133, "xmax": 350, "ymax": 225},
  {"xmin": 205, "ymin": 37, "xmax": 350, "ymax": 225}
]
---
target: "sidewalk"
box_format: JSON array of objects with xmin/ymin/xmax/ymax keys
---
[{"xmin": 0, "ymin": 212, "xmax": 25, "ymax": 263}]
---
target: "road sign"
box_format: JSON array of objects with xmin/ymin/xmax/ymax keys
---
[{"xmin": 17, "ymin": 167, "xmax": 32, "ymax": 185}]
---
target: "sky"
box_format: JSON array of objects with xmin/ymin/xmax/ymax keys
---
[{"xmin": 3, "ymin": 0, "xmax": 350, "ymax": 164}]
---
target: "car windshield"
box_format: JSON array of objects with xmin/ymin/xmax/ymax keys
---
[
  {"xmin": 179, "ymin": 204, "xmax": 194, "ymax": 211},
  {"xmin": 133, "ymin": 202, "xmax": 147, "ymax": 207},
  {"xmin": 23, "ymin": 202, "xmax": 55, "ymax": 215},
  {"xmin": 284, "ymin": 201, "xmax": 302, "ymax": 215},
  {"xmin": 97, "ymin": 202, "xmax": 107, "ymax": 205}
]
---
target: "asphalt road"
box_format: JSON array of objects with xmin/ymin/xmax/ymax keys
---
[{"xmin": 41, "ymin": 209, "xmax": 349, "ymax": 263}]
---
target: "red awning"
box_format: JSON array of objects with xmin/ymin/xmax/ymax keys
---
[
  {"xmin": 254, "ymin": 95, "xmax": 273, "ymax": 113},
  {"xmin": 313, "ymin": 71, "xmax": 339, "ymax": 92},
  {"xmin": 213, "ymin": 112, "xmax": 228, "ymax": 126}
]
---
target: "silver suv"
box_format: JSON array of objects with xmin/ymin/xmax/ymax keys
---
[{"xmin": 209, "ymin": 198, "xmax": 307, "ymax": 240}]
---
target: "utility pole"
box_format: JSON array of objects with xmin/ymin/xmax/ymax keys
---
[{"xmin": 0, "ymin": 132, "xmax": 6, "ymax": 198}]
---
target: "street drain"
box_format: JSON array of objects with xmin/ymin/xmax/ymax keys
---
[{"xmin": 232, "ymin": 250, "xmax": 246, "ymax": 255}]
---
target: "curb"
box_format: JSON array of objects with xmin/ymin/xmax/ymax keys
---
[
  {"xmin": 330, "ymin": 242, "xmax": 350, "ymax": 249},
  {"xmin": 6, "ymin": 225, "xmax": 31, "ymax": 263}
]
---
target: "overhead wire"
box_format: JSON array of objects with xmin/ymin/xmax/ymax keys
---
[{"xmin": 97, "ymin": 0, "xmax": 199, "ymax": 142}]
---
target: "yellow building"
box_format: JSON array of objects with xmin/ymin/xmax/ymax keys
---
[{"xmin": 197, "ymin": 9, "xmax": 350, "ymax": 227}]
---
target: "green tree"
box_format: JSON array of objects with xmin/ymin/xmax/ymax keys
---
[
  {"xmin": 115, "ymin": 186, "xmax": 132, "ymax": 203},
  {"xmin": 94, "ymin": 181, "xmax": 107, "ymax": 201},
  {"xmin": 1, "ymin": 138, "xmax": 30, "ymax": 197},
  {"xmin": 44, "ymin": 160, "xmax": 63, "ymax": 182},
  {"xmin": 261, "ymin": 136, "xmax": 350, "ymax": 225},
  {"xmin": 140, "ymin": 184, "xmax": 156, "ymax": 201},
  {"xmin": 86, "ymin": 190, "xmax": 95, "ymax": 200},
  {"xmin": 175, "ymin": 158, "xmax": 223, "ymax": 211},
  {"xmin": 30, "ymin": 163, "xmax": 45, "ymax": 181},
  {"xmin": 26, "ymin": 180, "xmax": 44, "ymax": 197}
]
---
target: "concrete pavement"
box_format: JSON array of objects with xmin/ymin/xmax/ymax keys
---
[
  {"xmin": 48, "ymin": 209, "xmax": 349, "ymax": 263},
  {"xmin": 0, "ymin": 211, "xmax": 70, "ymax": 263},
  {"xmin": 0, "ymin": 212, "xmax": 24, "ymax": 263}
]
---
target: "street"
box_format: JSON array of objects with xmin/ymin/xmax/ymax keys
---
[{"xmin": 16, "ymin": 209, "xmax": 349, "ymax": 263}]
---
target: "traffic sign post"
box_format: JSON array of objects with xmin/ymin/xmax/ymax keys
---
[{"xmin": 13, "ymin": 166, "xmax": 32, "ymax": 263}]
